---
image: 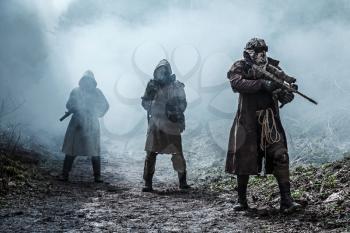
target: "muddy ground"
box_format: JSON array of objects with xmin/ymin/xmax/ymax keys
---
[{"xmin": 0, "ymin": 147, "xmax": 349, "ymax": 233}]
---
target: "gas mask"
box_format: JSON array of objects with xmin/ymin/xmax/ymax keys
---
[
  {"xmin": 244, "ymin": 38, "xmax": 269, "ymax": 66},
  {"xmin": 245, "ymin": 48, "xmax": 268, "ymax": 66},
  {"xmin": 154, "ymin": 66, "xmax": 171, "ymax": 85}
]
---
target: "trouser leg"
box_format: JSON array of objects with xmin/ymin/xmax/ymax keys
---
[
  {"xmin": 171, "ymin": 152, "xmax": 186, "ymax": 173},
  {"xmin": 60, "ymin": 154, "xmax": 75, "ymax": 181},
  {"xmin": 272, "ymin": 151, "xmax": 301, "ymax": 213},
  {"xmin": 142, "ymin": 152, "xmax": 157, "ymax": 192},
  {"xmin": 143, "ymin": 152, "xmax": 157, "ymax": 181},
  {"xmin": 233, "ymin": 175, "xmax": 249, "ymax": 211},
  {"xmin": 171, "ymin": 152, "xmax": 190, "ymax": 189},
  {"xmin": 272, "ymin": 150, "xmax": 290, "ymax": 183},
  {"xmin": 92, "ymin": 156, "xmax": 103, "ymax": 183}
]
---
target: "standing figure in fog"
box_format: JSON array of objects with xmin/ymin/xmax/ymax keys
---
[
  {"xmin": 141, "ymin": 59, "xmax": 190, "ymax": 192},
  {"xmin": 225, "ymin": 38, "xmax": 301, "ymax": 213},
  {"xmin": 60, "ymin": 70, "xmax": 109, "ymax": 183}
]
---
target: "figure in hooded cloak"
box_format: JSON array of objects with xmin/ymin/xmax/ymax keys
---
[
  {"xmin": 141, "ymin": 59, "xmax": 190, "ymax": 192},
  {"xmin": 60, "ymin": 70, "xmax": 109, "ymax": 182}
]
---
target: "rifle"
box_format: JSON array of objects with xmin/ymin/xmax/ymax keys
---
[
  {"xmin": 254, "ymin": 64, "xmax": 317, "ymax": 105},
  {"xmin": 59, "ymin": 111, "xmax": 72, "ymax": 122},
  {"xmin": 245, "ymin": 57, "xmax": 318, "ymax": 106}
]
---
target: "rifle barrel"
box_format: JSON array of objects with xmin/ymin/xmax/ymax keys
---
[
  {"xmin": 252, "ymin": 64, "xmax": 318, "ymax": 105},
  {"xmin": 295, "ymin": 90, "xmax": 318, "ymax": 105}
]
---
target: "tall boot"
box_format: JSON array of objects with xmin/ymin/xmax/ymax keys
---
[
  {"xmin": 142, "ymin": 173, "xmax": 154, "ymax": 192},
  {"xmin": 233, "ymin": 175, "xmax": 249, "ymax": 211},
  {"xmin": 142, "ymin": 152, "xmax": 156, "ymax": 192},
  {"xmin": 178, "ymin": 171, "xmax": 191, "ymax": 190},
  {"xmin": 278, "ymin": 181, "xmax": 301, "ymax": 213},
  {"xmin": 92, "ymin": 156, "xmax": 103, "ymax": 183},
  {"xmin": 274, "ymin": 166, "xmax": 301, "ymax": 213},
  {"xmin": 59, "ymin": 155, "xmax": 75, "ymax": 181}
]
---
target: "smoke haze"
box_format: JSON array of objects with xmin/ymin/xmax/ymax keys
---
[{"xmin": 1, "ymin": 0, "xmax": 350, "ymax": 163}]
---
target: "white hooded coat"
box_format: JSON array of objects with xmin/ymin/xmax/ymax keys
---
[{"xmin": 62, "ymin": 71, "xmax": 109, "ymax": 157}]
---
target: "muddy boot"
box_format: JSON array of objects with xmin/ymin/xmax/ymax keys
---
[
  {"xmin": 142, "ymin": 152, "xmax": 157, "ymax": 192},
  {"xmin": 142, "ymin": 175, "xmax": 154, "ymax": 192},
  {"xmin": 233, "ymin": 175, "xmax": 249, "ymax": 211},
  {"xmin": 58, "ymin": 155, "xmax": 75, "ymax": 181},
  {"xmin": 92, "ymin": 156, "xmax": 103, "ymax": 183},
  {"xmin": 278, "ymin": 182, "xmax": 301, "ymax": 213},
  {"xmin": 178, "ymin": 171, "xmax": 191, "ymax": 190}
]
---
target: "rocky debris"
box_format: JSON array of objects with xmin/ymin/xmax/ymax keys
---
[
  {"xmin": 0, "ymin": 149, "xmax": 44, "ymax": 196},
  {"xmin": 0, "ymin": 148, "xmax": 349, "ymax": 232},
  {"xmin": 200, "ymin": 154, "xmax": 350, "ymax": 232},
  {"xmin": 324, "ymin": 191, "xmax": 346, "ymax": 203}
]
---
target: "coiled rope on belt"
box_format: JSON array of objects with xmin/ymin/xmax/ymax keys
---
[{"xmin": 257, "ymin": 108, "xmax": 281, "ymax": 151}]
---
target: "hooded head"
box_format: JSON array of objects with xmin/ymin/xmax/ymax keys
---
[
  {"xmin": 79, "ymin": 70, "xmax": 97, "ymax": 91},
  {"xmin": 243, "ymin": 38, "xmax": 268, "ymax": 66},
  {"xmin": 153, "ymin": 59, "xmax": 175, "ymax": 85}
]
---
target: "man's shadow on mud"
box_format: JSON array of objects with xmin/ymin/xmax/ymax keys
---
[
  {"xmin": 151, "ymin": 186, "xmax": 319, "ymax": 228},
  {"xmin": 56, "ymin": 178, "xmax": 130, "ymax": 194},
  {"xmin": 148, "ymin": 186, "xmax": 223, "ymax": 202},
  {"xmin": 237, "ymin": 202, "xmax": 327, "ymax": 229}
]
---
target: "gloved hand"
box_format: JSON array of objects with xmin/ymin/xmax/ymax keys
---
[
  {"xmin": 145, "ymin": 80, "xmax": 160, "ymax": 100},
  {"xmin": 278, "ymin": 91, "xmax": 294, "ymax": 105},
  {"xmin": 290, "ymin": 83, "xmax": 298, "ymax": 91},
  {"xmin": 243, "ymin": 62, "xmax": 261, "ymax": 80},
  {"xmin": 261, "ymin": 80, "xmax": 282, "ymax": 93},
  {"xmin": 69, "ymin": 107, "xmax": 78, "ymax": 114},
  {"xmin": 246, "ymin": 67, "xmax": 265, "ymax": 80}
]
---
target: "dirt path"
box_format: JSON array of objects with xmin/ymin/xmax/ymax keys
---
[
  {"xmin": 0, "ymin": 149, "xmax": 343, "ymax": 232},
  {"xmin": 0, "ymin": 150, "xmax": 244, "ymax": 232}
]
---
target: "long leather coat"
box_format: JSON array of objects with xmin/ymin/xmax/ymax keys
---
[{"xmin": 225, "ymin": 57, "xmax": 287, "ymax": 175}]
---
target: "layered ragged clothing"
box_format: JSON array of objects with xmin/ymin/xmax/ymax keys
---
[
  {"xmin": 141, "ymin": 59, "xmax": 190, "ymax": 191},
  {"xmin": 228, "ymin": 38, "xmax": 301, "ymax": 213},
  {"xmin": 225, "ymin": 57, "xmax": 289, "ymax": 176},
  {"xmin": 142, "ymin": 61, "xmax": 187, "ymax": 155}
]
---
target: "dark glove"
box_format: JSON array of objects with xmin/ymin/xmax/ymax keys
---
[
  {"xmin": 278, "ymin": 91, "xmax": 294, "ymax": 105},
  {"xmin": 69, "ymin": 107, "xmax": 77, "ymax": 114},
  {"xmin": 145, "ymin": 80, "xmax": 159, "ymax": 100},
  {"xmin": 243, "ymin": 62, "xmax": 261, "ymax": 80},
  {"xmin": 247, "ymin": 69, "xmax": 264, "ymax": 79},
  {"xmin": 290, "ymin": 83, "xmax": 298, "ymax": 90},
  {"xmin": 141, "ymin": 98, "xmax": 152, "ymax": 111},
  {"xmin": 261, "ymin": 80, "xmax": 281, "ymax": 93},
  {"xmin": 246, "ymin": 67, "xmax": 265, "ymax": 80}
]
